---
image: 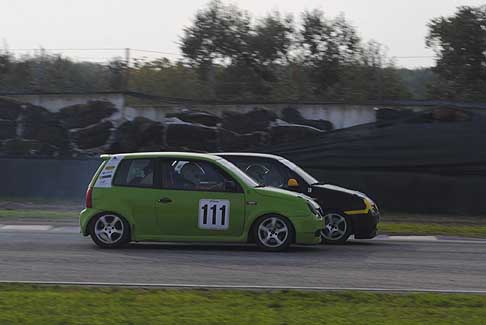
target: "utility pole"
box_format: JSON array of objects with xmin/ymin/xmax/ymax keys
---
[
  {"xmin": 33, "ymin": 48, "xmax": 46, "ymax": 92},
  {"xmin": 124, "ymin": 47, "xmax": 130, "ymax": 92},
  {"xmin": 378, "ymin": 54, "xmax": 384, "ymax": 103}
]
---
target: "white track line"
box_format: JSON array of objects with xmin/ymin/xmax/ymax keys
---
[
  {"xmin": 384, "ymin": 235, "xmax": 438, "ymax": 241},
  {"xmin": 1, "ymin": 225, "xmax": 52, "ymax": 231},
  {"xmin": 50, "ymin": 226, "xmax": 80, "ymax": 233},
  {"xmin": 1, "ymin": 280, "xmax": 486, "ymax": 294}
]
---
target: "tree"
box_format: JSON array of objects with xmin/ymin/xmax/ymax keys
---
[
  {"xmin": 180, "ymin": 1, "xmax": 251, "ymax": 69},
  {"xmin": 299, "ymin": 10, "xmax": 361, "ymax": 94},
  {"xmin": 0, "ymin": 52, "xmax": 11, "ymax": 74},
  {"xmin": 250, "ymin": 12, "xmax": 294, "ymax": 66},
  {"xmin": 426, "ymin": 6, "xmax": 486, "ymax": 100},
  {"xmin": 129, "ymin": 58, "xmax": 203, "ymax": 99}
]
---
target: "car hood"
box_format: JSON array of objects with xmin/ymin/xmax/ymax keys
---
[
  {"xmin": 314, "ymin": 184, "xmax": 368, "ymax": 199},
  {"xmin": 308, "ymin": 184, "xmax": 372, "ymax": 212},
  {"xmin": 254, "ymin": 186, "xmax": 310, "ymax": 201}
]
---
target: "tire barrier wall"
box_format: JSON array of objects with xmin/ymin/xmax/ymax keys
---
[{"xmin": 267, "ymin": 107, "xmax": 486, "ymax": 215}]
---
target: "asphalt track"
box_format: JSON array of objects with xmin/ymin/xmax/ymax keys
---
[{"xmin": 0, "ymin": 224, "xmax": 485, "ymax": 292}]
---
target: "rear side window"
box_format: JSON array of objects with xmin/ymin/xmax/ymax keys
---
[{"xmin": 113, "ymin": 159, "xmax": 155, "ymax": 188}]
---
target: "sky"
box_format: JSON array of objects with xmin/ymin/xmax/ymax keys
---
[{"xmin": 0, "ymin": 0, "xmax": 484, "ymax": 68}]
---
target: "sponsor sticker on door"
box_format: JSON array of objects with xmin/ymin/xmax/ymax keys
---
[{"xmin": 198, "ymin": 199, "xmax": 230, "ymax": 230}]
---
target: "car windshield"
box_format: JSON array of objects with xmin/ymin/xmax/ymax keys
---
[
  {"xmin": 279, "ymin": 159, "xmax": 319, "ymax": 185},
  {"xmin": 216, "ymin": 158, "xmax": 261, "ymax": 188}
]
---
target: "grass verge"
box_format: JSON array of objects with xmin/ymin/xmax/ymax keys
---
[
  {"xmin": 379, "ymin": 222, "xmax": 486, "ymax": 238},
  {"xmin": 0, "ymin": 285, "xmax": 485, "ymax": 324},
  {"xmin": 1, "ymin": 200, "xmax": 485, "ymax": 239}
]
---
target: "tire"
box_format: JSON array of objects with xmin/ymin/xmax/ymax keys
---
[
  {"xmin": 89, "ymin": 213, "xmax": 131, "ymax": 248},
  {"xmin": 321, "ymin": 211, "xmax": 352, "ymax": 244},
  {"xmin": 254, "ymin": 215, "xmax": 294, "ymax": 252}
]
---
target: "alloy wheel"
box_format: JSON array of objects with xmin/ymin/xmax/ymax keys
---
[
  {"xmin": 94, "ymin": 215, "xmax": 125, "ymax": 245},
  {"xmin": 322, "ymin": 213, "xmax": 348, "ymax": 241},
  {"xmin": 257, "ymin": 217, "xmax": 289, "ymax": 248}
]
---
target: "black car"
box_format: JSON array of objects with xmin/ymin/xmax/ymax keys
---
[{"xmin": 216, "ymin": 153, "xmax": 380, "ymax": 243}]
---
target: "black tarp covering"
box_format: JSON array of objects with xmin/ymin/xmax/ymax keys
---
[{"xmin": 263, "ymin": 107, "xmax": 486, "ymax": 215}]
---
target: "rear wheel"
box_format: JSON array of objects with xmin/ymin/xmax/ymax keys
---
[
  {"xmin": 321, "ymin": 212, "xmax": 352, "ymax": 244},
  {"xmin": 254, "ymin": 215, "xmax": 293, "ymax": 252},
  {"xmin": 89, "ymin": 213, "xmax": 130, "ymax": 248}
]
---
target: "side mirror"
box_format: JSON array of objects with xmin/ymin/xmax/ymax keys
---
[{"xmin": 287, "ymin": 178, "xmax": 299, "ymax": 187}]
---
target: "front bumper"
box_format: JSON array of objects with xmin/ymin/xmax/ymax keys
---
[
  {"xmin": 350, "ymin": 207, "xmax": 380, "ymax": 239},
  {"xmin": 292, "ymin": 214, "xmax": 323, "ymax": 245}
]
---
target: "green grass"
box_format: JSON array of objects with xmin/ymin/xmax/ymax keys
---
[
  {"xmin": 0, "ymin": 209, "xmax": 78, "ymax": 219},
  {"xmin": 0, "ymin": 285, "xmax": 485, "ymax": 324},
  {"xmin": 379, "ymin": 222, "xmax": 486, "ymax": 238},
  {"xmin": 0, "ymin": 196, "xmax": 81, "ymax": 205}
]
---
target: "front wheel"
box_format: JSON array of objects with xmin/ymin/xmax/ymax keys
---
[
  {"xmin": 254, "ymin": 215, "xmax": 293, "ymax": 252},
  {"xmin": 321, "ymin": 212, "xmax": 352, "ymax": 244},
  {"xmin": 89, "ymin": 213, "xmax": 130, "ymax": 248}
]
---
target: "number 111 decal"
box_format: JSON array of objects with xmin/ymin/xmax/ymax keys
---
[{"xmin": 198, "ymin": 199, "xmax": 230, "ymax": 230}]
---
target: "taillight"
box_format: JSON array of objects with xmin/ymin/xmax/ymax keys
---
[{"xmin": 86, "ymin": 187, "xmax": 93, "ymax": 208}]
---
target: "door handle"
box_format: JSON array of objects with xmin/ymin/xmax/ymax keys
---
[{"xmin": 158, "ymin": 197, "xmax": 172, "ymax": 204}]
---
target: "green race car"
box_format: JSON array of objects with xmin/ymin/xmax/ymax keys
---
[{"xmin": 80, "ymin": 152, "xmax": 323, "ymax": 251}]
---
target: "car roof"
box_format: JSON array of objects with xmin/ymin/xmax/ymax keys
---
[
  {"xmin": 101, "ymin": 152, "xmax": 223, "ymax": 162},
  {"xmin": 214, "ymin": 152, "xmax": 284, "ymax": 160}
]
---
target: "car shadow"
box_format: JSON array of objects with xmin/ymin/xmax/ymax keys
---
[
  {"xmin": 338, "ymin": 240, "xmax": 377, "ymax": 246},
  {"xmin": 326, "ymin": 240, "xmax": 406, "ymax": 248},
  {"xmin": 113, "ymin": 242, "xmax": 326, "ymax": 253}
]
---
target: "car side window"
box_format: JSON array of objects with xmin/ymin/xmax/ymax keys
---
[
  {"xmin": 161, "ymin": 159, "xmax": 241, "ymax": 193},
  {"xmin": 229, "ymin": 158, "xmax": 287, "ymax": 188},
  {"xmin": 113, "ymin": 159, "xmax": 155, "ymax": 187}
]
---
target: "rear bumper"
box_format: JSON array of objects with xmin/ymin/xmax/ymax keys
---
[
  {"xmin": 350, "ymin": 209, "xmax": 380, "ymax": 239},
  {"xmin": 80, "ymin": 208, "xmax": 102, "ymax": 236}
]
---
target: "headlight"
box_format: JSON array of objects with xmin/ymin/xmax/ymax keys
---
[
  {"xmin": 307, "ymin": 200, "xmax": 322, "ymax": 217},
  {"xmin": 364, "ymin": 198, "xmax": 379, "ymax": 216}
]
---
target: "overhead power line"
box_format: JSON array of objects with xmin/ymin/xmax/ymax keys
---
[
  {"xmin": 5, "ymin": 48, "xmax": 182, "ymax": 56},
  {"xmin": 131, "ymin": 49, "xmax": 181, "ymax": 56},
  {"xmin": 393, "ymin": 56, "xmax": 435, "ymax": 59},
  {"xmin": 4, "ymin": 47, "xmax": 431, "ymax": 58},
  {"xmin": 6, "ymin": 48, "xmax": 126, "ymax": 52}
]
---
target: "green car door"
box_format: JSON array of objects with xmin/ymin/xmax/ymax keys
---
[
  {"xmin": 103, "ymin": 158, "xmax": 160, "ymax": 238},
  {"xmin": 154, "ymin": 159, "xmax": 246, "ymax": 240}
]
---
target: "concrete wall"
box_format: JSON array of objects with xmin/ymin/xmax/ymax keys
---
[
  {"xmin": 8, "ymin": 93, "xmax": 125, "ymax": 113},
  {"xmin": 1, "ymin": 158, "xmax": 101, "ymax": 199},
  {"xmin": 312, "ymin": 169, "xmax": 486, "ymax": 216},
  {"xmin": 1, "ymin": 157, "xmax": 484, "ymax": 215},
  {"xmin": 7, "ymin": 93, "xmax": 377, "ymax": 130}
]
